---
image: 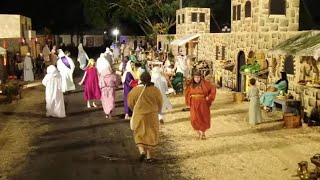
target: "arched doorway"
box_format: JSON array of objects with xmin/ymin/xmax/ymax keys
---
[{"xmin": 237, "ymin": 51, "xmax": 246, "ymax": 92}]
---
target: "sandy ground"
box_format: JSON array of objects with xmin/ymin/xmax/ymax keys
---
[
  {"xmin": 0, "ymin": 78, "xmax": 319, "ymax": 179},
  {"xmin": 161, "ymin": 89, "xmax": 320, "ymax": 180}
]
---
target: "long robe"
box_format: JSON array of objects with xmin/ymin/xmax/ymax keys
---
[
  {"xmin": 42, "ymin": 66, "xmax": 66, "ymax": 118},
  {"xmin": 42, "ymin": 45, "xmax": 51, "ymax": 63},
  {"xmin": 83, "ymin": 67, "xmax": 101, "ymax": 101},
  {"xmin": 78, "ymin": 44, "xmax": 89, "ymax": 70},
  {"xmin": 123, "ymin": 72, "xmax": 134, "ymax": 115},
  {"xmin": 185, "ymin": 80, "xmax": 216, "ymax": 132},
  {"xmin": 99, "ymin": 69, "xmax": 120, "ymax": 115},
  {"xmin": 247, "ymin": 86, "xmax": 262, "ymax": 125},
  {"xmin": 23, "ymin": 56, "xmax": 34, "ymax": 81},
  {"xmin": 151, "ymin": 72, "xmax": 172, "ymax": 117},
  {"xmin": 260, "ymin": 80, "xmax": 287, "ymax": 107},
  {"xmin": 128, "ymin": 85, "xmax": 163, "ymax": 149},
  {"xmin": 57, "ymin": 56, "xmax": 75, "ymax": 92}
]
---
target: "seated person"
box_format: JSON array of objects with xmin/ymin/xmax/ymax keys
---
[
  {"xmin": 172, "ymin": 72, "xmax": 184, "ymax": 93},
  {"xmin": 260, "ymin": 72, "xmax": 288, "ymax": 111}
]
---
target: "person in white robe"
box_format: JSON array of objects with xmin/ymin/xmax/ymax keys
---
[
  {"xmin": 23, "ymin": 53, "xmax": 34, "ymax": 81},
  {"xmin": 57, "ymin": 50, "xmax": 75, "ymax": 93},
  {"xmin": 77, "ymin": 43, "xmax": 89, "ymax": 70},
  {"xmin": 42, "ymin": 65, "xmax": 66, "ymax": 118},
  {"xmin": 104, "ymin": 48, "xmax": 114, "ymax": 65},
  {"xmin": 96, "ymin": 53, "xmax": 111, "ymax": 75},
  {"xmin": 151, "ymin": 66, "xmax": 172, "ymax": 124},
  {"xmin": 174, "ymin": 54, "xmax": 188, "ymax": 78},
  {"xmin": 112, "ymin": 45, "xmax": 120, "ymax": 64},
  {"xmin": 42, "ymin": 45, "xmax": 51, "ymax": 63}
]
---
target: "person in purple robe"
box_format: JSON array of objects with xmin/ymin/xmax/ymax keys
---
[
  {"xmin": 79, "ymin": 58, "xmax": 101, "ymax": 108},
  {"xmin": 122, "ymin": 60, "xmax": 135, "ymax": 120},
  {"xmin": 99, "ymin": 67, "xmax": 120, "ymax": 118}
]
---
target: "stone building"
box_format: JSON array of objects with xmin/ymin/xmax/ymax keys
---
[
  {"xmin": 0, "ymin": 14, "xmax": 38, "ymax": 56},
  {"xmin": 157, "ymin": 0, "xmax": 320, "ymax": 116}
]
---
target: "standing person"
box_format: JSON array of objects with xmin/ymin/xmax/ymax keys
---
[
  {"xmin": 185, "ymin": 70, "xmax": 216, "ymax": 140},
  {"xmin": 42, "ymin": 45, "xmax": 51, "ymax": 70},
  {"xmin": 99, "ymin": 67, "xmax": 120, "ymax": 118},
  {"xmin": 35, "ymin": 53, "xmax": 45, "ymax": 78},
  {"xmin": 77, "ymin": 43, "xmax": 89, "ymax": 70},
  {"xmin": 122, "ymin": 60, "xmax": 135, "ymax": 120},
  {"xmin": 57, "ymin": 50, "xmax": 75, "ymax": 93},
  {"xmin": 151, "ymin": 66, "xmax": 172, "ymax": 124},
  {"xmin": 247, "ymin": 78, "xmax": 262, "ymax": 125},
  {"xmin": 42, "ymin": 65, "xmax": 66, "ymax": 118},
  {"xmin": 128, "ymin": 72, "xmax": 163, "ymax": 162},
  {"xmin": 79, "ymin": 59, "xmax": 101, "ymax": 108},
  {"xmin": 104, "ymin": 48, "xmax": 114, "ymax": 65},
  {"xmin": 50, "ymin": 45, "xmax": 58, "ymax": 65},
  {"xmin": 14, "ymin": 52, "xmax": 23, "ymax": 80},
  {"xmin": 96, "ymin": 53, "xmax": 111, "ymax": 75},
  {"xmin": 113, "ymin": 44, "xmax": 120, "ymax": 64},
  {"xmin": 23, "ymin": 53, "xmax": 34, "ymax": 81}
]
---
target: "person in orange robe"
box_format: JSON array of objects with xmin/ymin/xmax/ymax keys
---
[{"xmin": 185, "ymin": 70, "xmax": 216, "ymax": 140}]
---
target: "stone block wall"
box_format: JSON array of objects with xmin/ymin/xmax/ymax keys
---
[
  {"xmin": 0, "ymin": 15, "xmax": 21, "ymax": 38},
  {"xmin": 176, "ymin": 8, "xmax": 210, "ymax": 34},
  {"xmin": 258, "ymin": 0, "xmax": 299, "ymax": 32},
  {"xmin": 231, "ymin": 0, "xmax": 299, "ymax": 33}
]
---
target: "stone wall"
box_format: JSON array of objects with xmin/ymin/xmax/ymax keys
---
[
  {"xmin": 0, "ymin": 15, "xmax": 21, "ymax": 38},
  {"xmin": 176, "ymin": 8, "xmax": 210, "ymax": 34},
  {"xmin": 231, "ymin": 0, "xmax": 300, "ymax": 33}
]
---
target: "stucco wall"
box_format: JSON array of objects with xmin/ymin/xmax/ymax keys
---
[{"xmin": 0, "ymin": 15, "xmax": 21, "ymax": 38}]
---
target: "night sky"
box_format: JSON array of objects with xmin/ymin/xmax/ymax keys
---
[{"xmin": 0, "ymin": 0, "xmax": 319, "ymax": 34}]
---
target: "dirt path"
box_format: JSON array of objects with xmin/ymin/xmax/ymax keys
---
[
  {"xmin": 161, "ymin": 90, "xmax": 320, "ymax": 180},
  {"xmin": 0, "ymin": 80, "xmax": 184, "ymax": 180},
  {"xmin": 1, "ymin": 78, "xmax": 320, "ymax": 180}
]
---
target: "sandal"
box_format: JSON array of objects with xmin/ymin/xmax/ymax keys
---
[
  {"xmin": 139, "ymin": 153, "xmax": 146, "ymax": 162},
  {"xmin": 146, "ymin": 158, "xmax": 157, "ymax": 163}
]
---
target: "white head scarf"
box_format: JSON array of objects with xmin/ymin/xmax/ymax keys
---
[
  {"xmin": 26, "ymin": 52, "xmax": 31, "ymax": 56},
  {"xmin": 78, "ymin": 43, "xmax": 84, "ymax": 52},
  {"xmin": 58, "ymin": 49, "xmax": 65, "ymax": 58},
  {"xmin": 121, "ymin": 60, "xmax": 133, "ymax": 83},
  {"xmin": 46, "ymin": 65, "xmax": 59, "ymax": 77},
  {"xmin": 105, "ymin": 47, "xmax": 111, "ymax": 54},
  {"xmin": 152, "ymin": 66, "xmax": 162, "ymax": 79},
  {"xmin": 96, "ymin": 53, "xmax": 111, "ymax": 74}
]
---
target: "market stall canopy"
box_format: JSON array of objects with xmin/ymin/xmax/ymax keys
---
[
  {"xmin": 170, "ymin": 34, "xmax": 200, "ymax": 46},
  {"xmin": 269, "ymin": 31, "xmax": 320, "ymax": 59},
  {"xmin": 0, "ymin": 46, "xmax": 6, "ymax": 55}
]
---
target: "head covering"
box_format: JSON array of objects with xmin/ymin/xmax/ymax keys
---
[
  {"xmin": 105, "ymin": 47, "xmax": 111, "ymax": 54},
  {"xmin": 46, "ymin": 65, "xmax": 59, "ymax": 76},
  {"xmin": 152, "ymin": 66, "xmax": 162, "ymax": 79},
  {"xmin": 58, "ymin": 49, "xmax": 65, "ymax": 58},
  {"xmin": 26, "ymin": 52, "xmax": 30, "ymax": 56},
  {"xmin": 78, "ymin": 43, "xmax": 85, "ymax": 53},
  {"xmin": 100, "ymin": 53, "xmax": 105, "ymax": 58},
  {"xmin": 140, "ymin": 71, "xmax": 153, "ymax": 86},
  {"xmin": 121, "ymin": 60, "xmax": 133, "ymax": 83},
  {"xmin": 86, "ymin": 58, "xmax": 95, "ymax": 67}
]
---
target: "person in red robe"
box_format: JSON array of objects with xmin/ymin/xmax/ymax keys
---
[{"xmin": 185, "ymin": 70, "xmax": 216, "ymax": 140}]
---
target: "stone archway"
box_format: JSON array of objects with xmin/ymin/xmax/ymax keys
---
[{"xmin": 237, "ymin": 51, "xmax": 246, "ymax": 92}]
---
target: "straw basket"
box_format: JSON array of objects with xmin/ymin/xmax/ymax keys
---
[{"xmin": 254, "ymin": 52, "xmax": 268, "ymax": 70}]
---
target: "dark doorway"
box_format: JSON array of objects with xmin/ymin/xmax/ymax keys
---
[
  {"xmin": 134, "ymin": 40, "xmax": 138, "ymax": 50},
  {"xmin": 237, "ymin": 51, "xmax": 246, "ymax": 92}
]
